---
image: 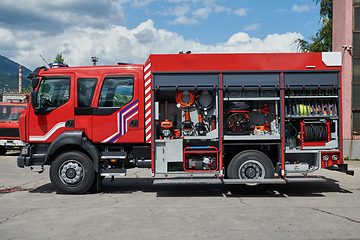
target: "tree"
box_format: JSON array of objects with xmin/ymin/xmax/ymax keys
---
[
  {"xmin": 54, "ymin": 53, "xmax": 67, "ymax": 65},
  {"xmin": 294, "ymin": 0, "xmax": 333, "ymax": 52},
  {"xmin": 21, "ymin": 85, "xmax": 32, "ymax": 94}
]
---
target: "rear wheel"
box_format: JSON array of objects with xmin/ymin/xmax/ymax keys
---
[
  {"xmin": 0, "ymin": 146, "xmax": 7, "ymax": 155},
  {"xmin": 227, "ymin": 150, "xmax": 274, "ymax": 194},
  {"xmin": 50, "ymin": 151, "xmax": 95, "ymax": 194}
]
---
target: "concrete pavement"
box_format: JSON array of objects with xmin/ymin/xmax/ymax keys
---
[{"xmin": 1, "ymin": 152, "xmax": 360, "ymax": 239}]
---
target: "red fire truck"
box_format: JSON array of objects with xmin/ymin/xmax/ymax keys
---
[
  {"xmin": 17, "ymin": 52, "xmax": 353, "ymax": 194},
  {"xmin": 0, "ymin": 102, "xmax": 27, "ymax": 155}
]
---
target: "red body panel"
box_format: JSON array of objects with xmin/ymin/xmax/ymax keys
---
[
  {"xmin": 0, "ymin": 103, "xmax": 27, "ymax": 140},
  {"xmin": 149, "ymin": 53, "xmax": 282, "ymax": 72},
  {"xmin": 23, "ymin": 65, "xmax": 144, "ymax": 144}
]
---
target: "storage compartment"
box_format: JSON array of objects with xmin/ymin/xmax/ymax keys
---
[
  {"xmin": 183, "ymin": 146, "xmax": 218, "ymax": 172},
  {"xmin": 155, "ymin": 89, "xmax": 219, "ymax": 139},
  {"xmin": 155, "ymin": 139, "xmax": 183, "ymax": 173},
  {"xmin": 285, "ymin": 98, "xmax": 338, "ymax": 117},
  {"xmin": 223, "ymin": 98, "xmax": 280, "ymax": 138},
  {"xmin": 283, "ymin": 152, "xmax": 319, "ymax": 173},
  {"xmin": 284, "ymin": 84, "xmax": 340, "ymax": 151}
]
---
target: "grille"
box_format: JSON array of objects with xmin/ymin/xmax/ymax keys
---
[{"xmin": 0, "ymin": 128, "xmax": 20, "ymax": 138}]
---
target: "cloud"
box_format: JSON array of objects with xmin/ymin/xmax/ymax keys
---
[
  {"xmin": 193, "ymin": 7, "xmax": 213, "ymax": 19},
  {"xmin": 243, "ymin": 23, "xmax": 260, "ymax": 31},
  {"xmin": 173, "ymin": 4, "xmax": 192, "ymax": 17},
  {"xmin": 159, "ymin": 0, "xmax": 231, "ymax": 25},
  {"xmin": 3, "ymin": 19, "xmax": 302, "ymax": 70},
  {"xmin": 213, "ymin": 5, "xmax": 231, "ymax": 13},
  {"xmin": 167, "ymin": 16, "xmax": 201, "ymax": 25},
  {"xmin": 130, "ymin": 0, "xmax": 156, "ymax": 8},
  {"xmin": 234, "ymin": 8, "xmax": 247, "ymax": 16},
  {"xmin": 0, "ymin": 0, "xmax": 126, "ymax": 35},
  {"xmin": 292, "ymin": 5, "xmax": 310, "ymax": 13}
]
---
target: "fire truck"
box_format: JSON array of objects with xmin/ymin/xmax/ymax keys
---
[
  {"xmin": 0, "ymin": 102, "xmax": 27, "ymax": 155},
  {"xmin": 17, "ymin": 52, "xmax": 353, "ymax": 194}
]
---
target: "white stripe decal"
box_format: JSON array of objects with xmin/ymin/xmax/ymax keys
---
[
  {"xmin": 144, "ymin": 62, "xmax": 151, "ymax": 72},
  {"xmin": 145, "ymin": 77, "xmax": 151, "ymax": 88},
  {"xmin": 29, "ymin": 122, "xmax": 66, "ymax": 141},
  {"xmin": 122, "ymin": 102, "xmax": 138, "ymax": 117},
  {"xmin": 144, "ymin": 62, "xmax": 152, "ymax": 144},
  {"xmin": 101, "ymin": 112, "xmax": 120, "ymax": 143},
  {"xmin": 145, "ymin": 86, "xmax": 151, "ymax": 95},
  {"xmin": 145, "ymin": 94, "xmax": 151, "ymax": 103},
  {"xmin": 124, "ymin": 110, "xmax": 138, "ymax": 136},
  {"xmin": 144, "ymin": 71, "xmax": 151, "ymax": 81},
  {"xmin": 121, "ymin": 103, "xmax": 138, "ymax": 135}
]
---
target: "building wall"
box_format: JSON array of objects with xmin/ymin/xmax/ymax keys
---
[
  {"xmin": 333, "ymin": 0, "xmax": 360, "ymax": 158},
  {"xmin": 2, "ymin": 94, "xmax": 24, "ymax": 103}
]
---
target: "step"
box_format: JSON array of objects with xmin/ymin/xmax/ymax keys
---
[
  {"xmin": 100, "ymin": 168, "xmax": 126, "ymax": 177},
  {"xmin": 284, "ymin": 177, "xmax": 326, "ymax": 183},
  {"xmin": 100, "ymin": 151, "xmax": 126, "ymax": 159},
  {"xmin": 223, "ymin": 178, "xmax": 286, "ymax": 185},
  {"xmin": 153, "ymin": 178, "xmax": 222, "ymax": 185}
]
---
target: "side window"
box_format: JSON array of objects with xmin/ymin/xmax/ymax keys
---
[
  {"xmin": 77, "ymin": 78, "xmax": 97, "ymax": 107},
  {"xmin": 37, "ymin": 77, "xmax": 70, "ymax": 109},
  {"xmin": 98, "ymin": 76, "xmax": 134, "ymax": 108}
]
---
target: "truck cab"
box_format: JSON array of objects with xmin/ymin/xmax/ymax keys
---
[
  {"xmin": 0, "ymin": 102, "xmax": 27, "ymax": 155},
  {"xmin": 18, "ymin": 64, "xmax": 146, "ymax": 193}
]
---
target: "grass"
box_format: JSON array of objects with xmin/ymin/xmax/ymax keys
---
[{"xmin": 344, "ymin": 156, "xmax": 360, "ymax": 161}]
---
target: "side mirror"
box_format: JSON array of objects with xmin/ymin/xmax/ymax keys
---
[
  {"xmin": 30, "ymin": 90, "xmax": 38, "ymax": 107},
  {"xmin": 32, "ymin": 78, "xmax": 39, "ymax": 89}
]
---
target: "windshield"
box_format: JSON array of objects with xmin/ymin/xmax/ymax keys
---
[{"xmin": 0, "ymin": 105, "xmax": 26, "ymax": 121}]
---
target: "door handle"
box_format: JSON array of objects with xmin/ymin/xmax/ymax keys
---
[
  {"xmin": 129, "ymin": 119, "xmax": 138, "ymax": 127},
  {"xmin": 65, "ymin": 119, "xmax": 74, "ymax": 127}
]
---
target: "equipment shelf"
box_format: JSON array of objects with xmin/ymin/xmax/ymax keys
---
[{"xmin": 224, "ymin": 97, "xmax": 280, "ymax": 101}]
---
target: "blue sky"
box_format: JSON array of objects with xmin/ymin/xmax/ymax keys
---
[
  {"xmin": 124, "ymin": 0, "xmax": 320, "ymax": 44},
  {"xmin": 0, "ymin": 0, "xmax": 322, "ymax": 70}
]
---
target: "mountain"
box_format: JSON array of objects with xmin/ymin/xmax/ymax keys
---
[{"xmin": 0, "ymin": 55, "xmax": 32, "ymax": 93}]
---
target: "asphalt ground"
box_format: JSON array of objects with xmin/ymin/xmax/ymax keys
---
[{"xmin": 1, "ymin": 152, "xmax": 360, "ymax": 240}]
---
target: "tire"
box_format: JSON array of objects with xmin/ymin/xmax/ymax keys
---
[
  {"xmin": 227, "ymin": 150, "xmax": 274, "ymax": 194},
  {"xmin": 50, "ymin": 151, "xmax": 95, "ymax": 194},
  {"xmin": 0, "ymin": 146, "xmax": 7, "ymax": 155}
]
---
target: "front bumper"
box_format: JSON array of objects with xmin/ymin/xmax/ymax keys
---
[
  {"xmin": 17, "ymin": 155, "xmax": 26, "ymax": 168},
  {"xmin": 0, "ymin": 139, "xmax": 25, "ymax": 148},
  {"xmin": 17, "ymin": 144, "xmax": 46, "ymax": 168}
]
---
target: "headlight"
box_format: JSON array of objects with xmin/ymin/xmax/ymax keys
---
[
  {"xmin": 21, "ymin": 147, "xmax": 28, "ymax": 156},
  {"xmin": 332, "ymin": 154, "xmax": 338, "ymax": 161},
  {"xmin": 323, "ymin": 155, "xmax": 329, "ymax": 161}
]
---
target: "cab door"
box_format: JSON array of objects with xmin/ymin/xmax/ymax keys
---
[
  {"xmin": 28, "ymin": 75, "xmax": 74, "ymax": 143},
  {"xmin": 92, "ymin": 72, "xmax": 144, "ymax": 144}
]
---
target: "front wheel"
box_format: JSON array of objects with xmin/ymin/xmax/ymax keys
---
[
  {"xmin": 50, "ymin": 151, "xmax": 95, "ymax": 194},
  {"xmin": 0, "ymin": 146, "xmax": 7, "ymax": 155},
  {"xmin": 227, "ymin": 150, "xmax": 274, "ymax": 194}
]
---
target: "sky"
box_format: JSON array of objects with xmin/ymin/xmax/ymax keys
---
[{"xmin": 0, "ymin": 0, "xmax": 322, "ymax": 70}]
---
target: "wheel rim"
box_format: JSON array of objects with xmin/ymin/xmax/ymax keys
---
[
  {"xmin": 238, "ymin": 160, "xmax": 265, "ymax": 186},
  {"xmin": 59, "ymin": 160, "xmax": 85, "ymax": 186}
]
